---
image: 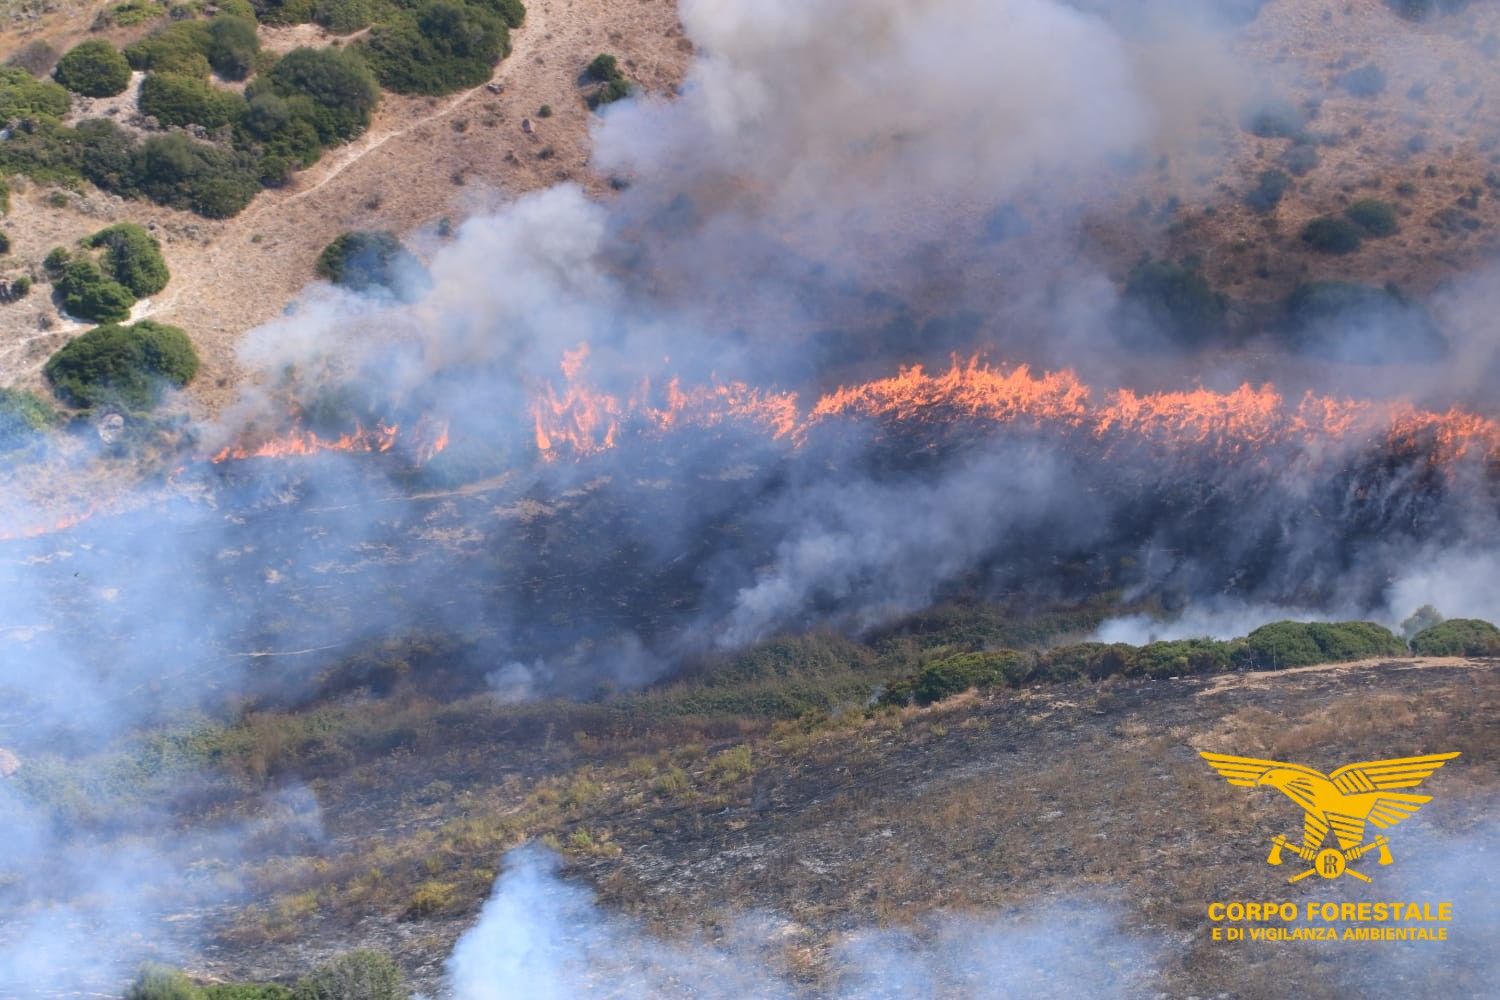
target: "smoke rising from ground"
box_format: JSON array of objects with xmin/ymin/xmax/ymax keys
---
[{"xmin": 446, "ymin": 847, "xmax": 1158, "ymax": 999}]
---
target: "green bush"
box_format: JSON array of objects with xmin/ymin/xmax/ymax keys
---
[
  {"xmin": 1237, "ymin": 620, "xmax": 1405, "ymax": 670},
  {"xmin": 1125, "ymin": 638, "xmax": 1237, "ymax": 678},
  {"xmin": 1120, "ymin": 258, "xmax": 1228, "ymax": 347},
  {"xmin": 54, "ymin": 40, "xmax": 133, "ymax": 97},
  {"xmin": 208, "ymin": 15, "xmax": 260, "ymax": 80},
  {"xmin": 44, "ymin": 319, "xmax": 199, "ymax": 409},
  {"xmin": 292, "ymin": 951, "xmax": 408, "ymax": 1000},
  {"xmin": 313, "ymin": 0, "xmax": 380, "ymax": 33},
  {"xmin": 125, "ymin": 963, "xmax": 203, "ymax": 1000},
  {"xmin": 204, "ymin": 987, "xmax": 292, "ymax": 1000},
  {"xmin": 910, "ymin": 650, "xmax": 1030, "ymax": 705},
  {"xmin": 11, "ymin": 275, "xmax": 30, "ymax": 297},
  {"xmin": 1338, "ymin": 64, "xmax": 1387, "ymax": 98},
  {"xmin": 475, "ymin": 0, "xmax": 524, "ymax": 26},
  {"xmin": 258, "ymin": 47, "xmax": 380, "ymax": 143},
  {"xmin": 85, "ymin": 222, "xmax": 170, "ymax": 297},
  {"xmin": 0, "ymin": 231, "xmax": 8, "ymax": 255},
  {"xmin": 315, "ymin": 230, "xmax": 416, "ymax": 291},
  {"xmin": 361, "ymin": 1, "xmax": 509, "ymax": 96},
  {"xmin": 1244, "ymin": 168, "xmax": 1290, "ymax": 214},
  {"xmin": 131, "ymin": 131, "xmax": 261, "ymax": 217},
  {"xmin": 56, "ymin": 258, "xmax": 135, "ymax": 322},
  {"xmin": 125, "ymin": 22, "xmax": 214, "ymax": 77},
  {"xmin": 1409, "ymin": 619, "xmax": 1500, "ymax": 656},
  {"xmin": 140, "ymin": 72, "xmax": 247, "ymax": 128},
  {"xmin": 43, "ymin": 246, "xmax": 70, "ymax": 273},
  {"xmin": 1300, "ymin": 216, "xmax": 1363, "ymax": 254},
  {"xmin": 585, "ymin": 53, "xmax": 619, "ymax": 83},
  {"xmin": 0, "ymin": 65, "xmax": 73, "ymax": 123},
  {"xmin": 1345, "ymin": 198, "xmax": 1398, "ymax": 237},
  {"xmin": 1034, "ymin": 642, "xmax": 1134, "ymax": 682},
  {"xmin": 254, "ymin": 0, "xmax": 318, "ymax": 25},
  {"xmin": 0, "ymin": 387, "xmax": 55, "ymax": 451}
]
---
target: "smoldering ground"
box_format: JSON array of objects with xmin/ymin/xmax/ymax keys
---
[{"xmin": 3, "ymin": 0, "xmax": 1500, "ymax": 994}]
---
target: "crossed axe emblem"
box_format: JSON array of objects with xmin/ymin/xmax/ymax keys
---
[{"xmin": 1266, "ymin": 834, "xmax": 1394, "ymax": 882}]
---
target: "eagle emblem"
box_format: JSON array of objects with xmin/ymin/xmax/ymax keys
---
[{"xmin": 1200, "ymin": 751, "xmax": 1460, "ymax": 882}]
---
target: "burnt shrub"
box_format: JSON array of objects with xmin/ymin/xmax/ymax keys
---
[
  {"xmin": 1300, "ymin": 216, "xmax": 1363, "ymax": 254},
  {"xmin": 44, "ymin": 319, "xmax": 198, "ymax": 409},
  {"xmin": 1409, "ymin": 619, "xmax": 1500, "ymax": 656},
  {"xmin": 54, "ymin": 39, "xmax": 132, "ymax": 97}
]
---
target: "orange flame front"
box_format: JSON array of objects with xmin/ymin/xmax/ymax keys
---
[
  {"xmin": 210, "ymin": 417, "xmax": 450, "ymax": 464},
  {"xmin": 530, "ymin": 348, "xmax": 1500, "ymax": 470}
]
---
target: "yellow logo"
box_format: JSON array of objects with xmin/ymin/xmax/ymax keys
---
[{"xmin": 1200, "ymin": 751, "xmax": 1460, "ymax": 883}]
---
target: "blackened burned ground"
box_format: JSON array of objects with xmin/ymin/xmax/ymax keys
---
[{"xmin": 186, "ymin": 656, "xmax": 1495, "ymax": 997}]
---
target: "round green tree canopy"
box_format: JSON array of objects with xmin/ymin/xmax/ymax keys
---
[
  {"xmin": 54, "ymin": 39, "xmax": 133, "ymax": 97},
  {"xmin": 43, "ymin": 320, "xmax": 199, "ymax": 410}
]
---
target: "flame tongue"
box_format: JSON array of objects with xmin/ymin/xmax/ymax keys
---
[
  {"xmin": 530, "ymin": 348, "xmax": 1500, "ymax": 470},
  {"xmin": 210, "ymin": 418, "xmax": 449, "ymax": 464}
]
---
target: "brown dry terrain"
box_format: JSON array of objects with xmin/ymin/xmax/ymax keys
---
[{"xmin": 0, "ymin": 0, "xmax": 691, "ymax": 413}]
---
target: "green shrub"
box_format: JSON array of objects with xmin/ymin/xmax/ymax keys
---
[
  {"xmin": 1409, "ymin": 619, "xmax": 1500, "ymax": 656},
  {"xmin": 911, "ymin": 650, "xmax": 1030, "ymax": 704},
  {"xmin": 1125, "ymin": 638, "xmax": 1236, "ymax": 678},
  {"xmin": 258, "ymin": 47, "xmax": 380, "ymax": 142},
  {"xmin": 254, "ymin": 0, "xmax": 318, "ymax": 25},
  {"xmin": 218, "ymin": 0, "xmax": 258, "ymax": 18},
  {"xmin": 140, "ymin": 72, "xmax": 247, "ymax": 128},
  {"xmin": 111, "ymin": 0, "xmax": 168, "ymax": 27},
  {"xmin": 1034, "ymin": 642, "xmax": 1134, "ymax": 683},
  {"xmin": 313, "ymin": 0, "xmax": 380, "ymax": 33},
  {"xmin": 1120, "ymin": 258, "xmax": 1228, "ymax": 347},
  {"xmin": 1300, "ymin": 216, "xmax": 1363, "ymax": 254},
  {"xmin": 85, "ymin": 222, "xmax": 170, "ymax": 297},
  {"xmin": 360, "ymin": 2, "xmax": 509, "ymax": 96},
  {"xmin": 1237, "ymin": 620, "xmax": 1405, "ymax": 670},
  {"xmin": 292, "ymin": 951, "xmax": 408, "ymax": 1000},
  {"xmin": 54, "ymin": 40, "xmax": 133, "ymax": 97},
  {"xmin": 315, "ymin": 230, "xmax": 415, "ymax": 291},
  {"xmin": 585, "ymin": 53, "xmax": 619, "ymax": 83},
  {"xmin": 0, "ymin": 65, "xmax": 73, "ymax": 122},
  {"xmin": 0, "ymin": 387, "xmax": 55, "ymax": 451},
  {"xmin": 11, "ymin": 275, "xmax": 31, "ymax": 297},
  {"xmin": 1244, "ymin": 168, "xmax": 1290, "ymax": 214},
  {"xmin": 44, "ymin": 319, "xmax": 199, "ymax": 409},
  {"xmin": 56, "ymin": 258, "xmax": 135, "ymax": 322},
  {"xmin": 125, "ymin": 22, "xmax": 214, "ymax": 77},
  {"xmin": 1338, "ymin": 64, "xmax": 1387, "ymax": 98},
  {"xmin": 43, "ymin": 246, "xmax": 71, "ymax": 273},
  {"xmin": 473, "ymin": 0, "xmax": 523, "ymax": 26},
  {"xmin": 0, "ymin": 231, "xmax": 8, "ymax": 255},
  {"xmin": 1344, "ymin": 198, "xmax": 1398, "ymax": 237},
  {"xmin": 125, "ymin": 963, "xmax": 203, "ymax": 1000},
  {"xmin": 0, "ymin": 178, "xmax": 8, "ymax": 215},
  {"xmin": 208, "ymin": 15, "xmax": 260, "ymax": 80},
  {"xmin": 203, "ymin": 986, "xmax": 292, "ymax": 1000},
  {"xmin": 131, "ymin": 131, "xmax": 261, "ymax": 217}
]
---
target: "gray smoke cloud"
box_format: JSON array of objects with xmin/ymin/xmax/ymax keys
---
[{"xmin": 445, "ymin": 846, "xmax": 1158, "ymax": 999}]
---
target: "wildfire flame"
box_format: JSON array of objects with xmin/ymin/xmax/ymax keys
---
[
  {"xmin": 0, "ymin": 502, "xmax": 101, "ymax": 543},
  {"xmin": 210, "ymin": 414, "xmax": 450, "ymax": 465},
  {"xmin": 530, "ymin": 348, "xmax": 1500, "ymax": 469}
]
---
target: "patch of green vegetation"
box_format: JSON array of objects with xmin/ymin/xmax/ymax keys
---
[
  {"xmin": 1239, "ymin": 620, "xmax": 1405, "ymax": 669},
  {"xmin": 53, "ymin": 40, "xmax": 133, "ymax": 97},
  {"xmin": 360, "ymin": 1, "xmax": 510, "ymax": 96},
  {"xmin": 125, "ymin": 22, "xmax": 214, "ymax": 78},
  {"xmin": 85, "ymin": 222, "xmax": 171, "ymax": 298},
  {"xmin": 1300, "ymin": 216, "xmax": 1364, "ymax": 254},
  {"xmin": 1120, "ymin": 257, "xmax": 1229, "ymax": 347},
  {"xmin": 0, "ymin": 65, "xmax": 72, "ymax": 122},
  {"xmin": 584, "ymin": 52, "xmax": 630, "ymax": 108},
  {"xmin": 1244, "ymin": 168, "xmax": 1290, "ymax": 214},
  {"xmin": 1345, "ymin": 198, "xmax": 1399, "ymax": 237},
  {"xmin": 0, "ymin": 387, "xmax": 56, "ymax": 451},
  {"xmin": 111, "ymin": 0, "xmax": 168, "ymax": 26},
  {"xmin": 254, "ymin": 0, "xmax": 318, "ymax": 26},
  {"xmin": 140, "ymin": 72, "xmax": 248, "ymax": 128},
  {"xmin": 315, "ymin": 230, "xmax": 419, "ymax": 292},
  {"xmin": 313, "ymin": 0, "xmax": 384, "ymax": 33},
  {"xmin": 294, "ymin": 950, "xmax": 409, "ymax": 1000},
  {"xmin": 208, "ymin": 14, "xmax": 261, "ymax": 81},
  {"xmin": 43, "ymin": 319, "xmax": 199, "ymax": 409},
  {"xmin": 1410, "ymin": 619, "xmax": 1500, "ymax": 656},
  {"xmin": 1338, "ymin": 64, "xmax": 1387, "ymax": 98},
  {"xmin": 908, "ymin": 650, "xmax": 1030, "ymax": 704},
  {"xmin": 474, "ymin": 0, "xmax": 523, "ymax": 26},
  {"xmin": 252, "ymin": 46, "xmax": 380, "ymax": 143},
  {"xmin": 56, "ymin": 258, "xmax": 136, "ymax": 323}
]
